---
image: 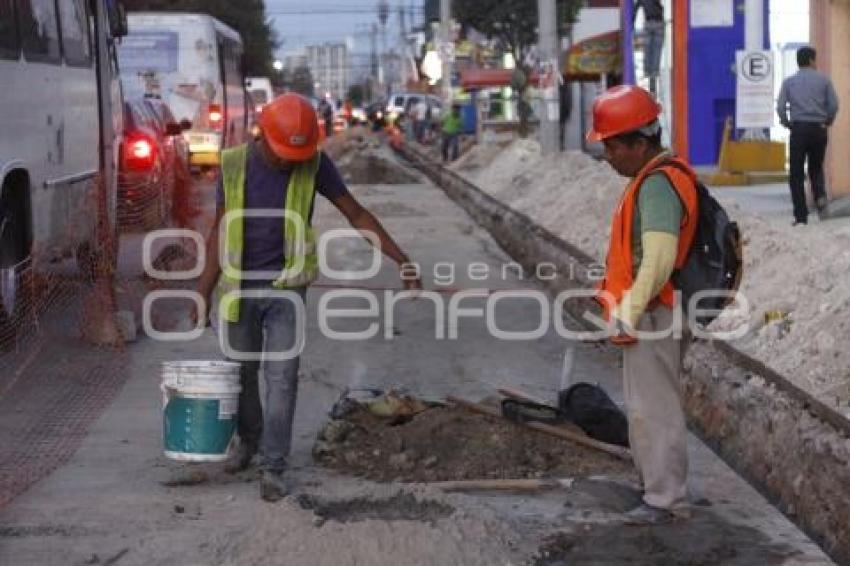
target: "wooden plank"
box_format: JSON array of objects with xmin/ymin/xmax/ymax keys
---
[{"xmin": 427, "ymin": 477, "xmax": 574, "ymax": 492}]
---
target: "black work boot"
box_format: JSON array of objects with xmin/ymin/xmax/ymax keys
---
[
  {"xmin": 260, "ymin": 471, "xmax": 291, "ymax": 502},
  {"xmin": 224, "ymin": 441, "xmax": 257, "ymax": 474}
]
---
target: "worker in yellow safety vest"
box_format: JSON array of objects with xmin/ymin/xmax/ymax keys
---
[{"xmin": 194, "ymin": 93, "xmax": 421, "ymax": 502}]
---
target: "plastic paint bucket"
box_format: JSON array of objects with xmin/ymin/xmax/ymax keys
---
[{"xmin": 161, "ymin": 361, "xmax": 241, "ymax": 462}]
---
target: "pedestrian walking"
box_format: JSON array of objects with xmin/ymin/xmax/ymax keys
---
[
  {"xmin": 441, "ymin": 104, "xmax": 462, "ymax": 163},
  {"xmin": 559, "ymin": 79, "xmax": 572, "ymax": 151},
  {"xmin": 193, "ymin": 93, "xmax": 421, "ymax": 502},
  {"xmin": 413, "ymin": 98, "xmax": 429, "ymax": 142},
  {"xmin": 777, "ymin": 46, "xmax": 839, "ymax": 225},
  {"xmin": 634, "ymin": 0, "xmax": 664, "ymax": 93},
  {"xmin": 318, "ymin": 97, "xmax": 334, "ymax": 138},
  {"xmin": 587, "ymin": 85, "xmax": 699, "ymax": 525}
]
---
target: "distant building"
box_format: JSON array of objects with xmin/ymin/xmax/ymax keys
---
[
  {"xmin": 305, "ymin": 42, "xmax": 349, "ymax": 101},
  {"xmin": 282, "ymin": 52, "xmax": 308, "ymax": 73}
]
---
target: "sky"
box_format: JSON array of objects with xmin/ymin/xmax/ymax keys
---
[{"xmin": 266, "ymin": 0, "xmax": 426, "ymax": 78}]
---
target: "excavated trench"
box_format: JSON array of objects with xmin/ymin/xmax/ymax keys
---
[
  {"xmin": 337, "ymin": 153, "xmax": 419, "ymax": 185},
  {"xmin": 396, "ymin": 142, "xmax": 850, "ymax": 565}
]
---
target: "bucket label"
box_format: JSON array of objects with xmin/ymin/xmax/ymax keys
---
[{"xmin": 219, "ymin": 398, "xmax": 238, "ymax": 420}]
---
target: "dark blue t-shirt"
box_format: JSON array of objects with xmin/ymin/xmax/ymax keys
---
[{"xmin": 216, "ymin": 144, "xmax": 349, "ymax": 274}]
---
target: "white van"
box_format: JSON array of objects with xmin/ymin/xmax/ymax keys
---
[
  {"xmin": 0, "ymin": 0, "xmax": 126, "ymax": 327},
  {"xmin": 245, "ymin": 76, "xmax": 274, "ymax": 113},
  {"xmin": 118, "ymin": 12, "xmax": 247, "ymax": 167}
]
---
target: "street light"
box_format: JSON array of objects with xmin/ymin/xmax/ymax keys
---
[{"xmin": 273, "ymin": 59, "xmax": 283, "ymax": 71}]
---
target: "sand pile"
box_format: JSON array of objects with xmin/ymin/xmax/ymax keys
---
[{"xmin": 452, "ymin": 140, "xmax": 850, "ymax": 403}]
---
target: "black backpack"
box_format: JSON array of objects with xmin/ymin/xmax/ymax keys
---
[
  {"xmin": 558, "ymin": 383, "xmax": 630, "ymax": 447},
  {"xmin": 658, "ymin": 161, "xmax": 743, "ymax": 327}
]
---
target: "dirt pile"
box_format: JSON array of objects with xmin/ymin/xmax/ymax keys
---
[
  {"xmin": 313, "ymin": 404, "xmax": 634, "ymax": 483},
  {"xmin": 452, "ymin": 140, "xmax": 850, "ymax": 404},
  {"xmin": 326, "ymin": 128, "xmax": 419, "ymax": 184}
]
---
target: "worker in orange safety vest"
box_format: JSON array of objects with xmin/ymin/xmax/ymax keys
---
[{"xmin": 588, "ymin": 85, "xmax": 699, "ymax": 525}]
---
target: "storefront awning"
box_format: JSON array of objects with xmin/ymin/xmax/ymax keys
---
[
  {"xmin": 563, "ymin": 30, "xmax": 622, "ymax": 81},
  {"xmin": 459, "ymin": 68, "xmax": 541, "ymax": 90}
]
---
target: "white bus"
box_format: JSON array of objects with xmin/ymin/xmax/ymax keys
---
[
  {"xmin": 118, "ymin": 12, "xmax": 247, "ymax": 168},
  {"xmin": 0, "ymin": 0, "xmax": 126, "ymax": 328},
  {"xmin": 245, "ymin": 76, "xmax": 274, "ymax": 113}
]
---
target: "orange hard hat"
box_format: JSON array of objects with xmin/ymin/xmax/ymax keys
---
[
  {"xmin": 586, "ymin": 85, "xmax": 661, "ymax": 142},
  {"xmin": 259, "ymin": 93, "xmax": 324, "ymax": 161}
]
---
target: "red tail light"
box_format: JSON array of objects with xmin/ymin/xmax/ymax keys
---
[
  {"xmin": 132, "ymin": 139, "xmax": 152, "ymax": 159},
  {"xmin": 209, "ymin": 104, "xmax": 223, "ymax": 128},
  {"xmin": 124, "ymin": 136, "xmax": 157, "ymax": 170}
]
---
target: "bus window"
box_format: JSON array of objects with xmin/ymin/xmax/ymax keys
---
[
  {"xmin": 117, "ymin": 30, "xmax": 179, "ymax": 99},
  {"xmin": 0, "ymin": 0, "xmax": 19, "ymax": 59},
  {"xmin": 57, "ymin": 0, "xmax": 91, "ymax": 67},
  {"xmin": 18, "ymin": 0, "xmax": 60, "ymax": 63}
]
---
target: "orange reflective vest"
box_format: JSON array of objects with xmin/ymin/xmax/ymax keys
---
[{"xmin": 597, "ymin": 154, "xmax": 699, "ymax": 320}]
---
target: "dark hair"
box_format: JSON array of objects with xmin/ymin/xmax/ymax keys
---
[
  {"xmin": 797, "ymin": 46, "xmax": 816, "ymax": 67},
  {"xmin": 612, "ymin": 124, "xmax": 662, "ymax": 148}
]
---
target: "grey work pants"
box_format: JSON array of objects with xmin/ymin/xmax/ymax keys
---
[
  {"xmin": 622, "ymin": 305, "xmax": 689, "ymax": 511},
  {"xmin": 224, "ymin": 286, "xmax": 306, "ymax": 472}
]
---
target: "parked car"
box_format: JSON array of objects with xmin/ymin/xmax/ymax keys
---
[
  {"xmin": 141, "ymin": 97, "xmax": 191, "ymax": 166},
  {"xmin": 366, "ymin": 99, "xmax": 388, "ymax": 130},
  {"xmin": 351, "ymin": 107, "xmax": 368, "ymax": 125},
  {"xmin": 139, "ymin": 97, "xmax": 193, "ymax": 226},
  {"xmin": 385, "ymin": 92, "xmax": 442, "ymax": 122},
  {"xmin": 118, "ymin": 100, "xmax": 181, "ymax": 230}
]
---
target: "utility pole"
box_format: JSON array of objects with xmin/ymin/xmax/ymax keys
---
[
  {"xmin": 440, "ymin": 0, "xmax": 452, "ymax": 104},
  {"xmin": 378, "ymin": 0, "xmax": 389, "ymax": 96},
  {"xmin": 537, "ymin": 0, "xmax": 560, "ymax": 155},
  {"xmin": 399, "ymin": 7, "xmax": 407, "ymax": 89},
  {"xmin": 742, "ymin": 0, "xmax": 767, "ymax": 140}
]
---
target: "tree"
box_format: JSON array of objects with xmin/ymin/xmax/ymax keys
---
[
  {"xmin": 453, "ymin": 0, "xmax": 582, "ymax": 137},
  {"xmin": 122, "ymin": 0, "xmax": 278, "ymax": 77},
  {"xmin": 453, "ymin": 0, "xmax": 581, "ymax": 62},
  {"xmin": 346, "ymin": 84, "xmax": 366, "ymax": 106},
  {"xmin": 289, "ymin": 65, "xmax": 315, "ymax": 98}
]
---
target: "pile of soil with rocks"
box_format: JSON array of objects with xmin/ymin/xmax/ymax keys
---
[
  {"xmin": 451, "ymin": 139, "xmax": 850, "ymax": 405},
  {"xmin": 313, "ymin": 404, "xmax": 634, "ymax": 483},
  {"xmin": 324, "ymin": 128, "xmax": 418, "ymax": 185}
]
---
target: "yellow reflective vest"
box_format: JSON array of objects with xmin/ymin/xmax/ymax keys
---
[{"xmin": 216, "ymin": 143, "xmax": 320, "ymax": 323}]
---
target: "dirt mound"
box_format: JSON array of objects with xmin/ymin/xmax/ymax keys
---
[
  {"xmin": 337, "ymin": 153, "xmax": 419, "ymax": 185},
  {"xmin": 455, "ymin": 140, "xmax": 850, "ymax": 405},
  {"xmin": 314, "ymin": 405, "xmax": 634, "ymax": 483},
  {"xmin": 323, "ymin": 128, "xmax": 419, "ymax": 184},
  {"xmin": 321, "ymin": 127, "xmax": 376, "ymax": 161}
]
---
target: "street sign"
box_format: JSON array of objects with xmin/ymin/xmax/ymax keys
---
[{"xmin": 735, "ymin": 50, "xmax": 775, "ymax": 128}]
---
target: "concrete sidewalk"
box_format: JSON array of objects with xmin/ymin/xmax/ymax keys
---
[
  {"xmin": 710, "ymin": 181, "xmax": 850, "ymax": 229},
  {"xmin": 0, "ymin": 171, "xmax": 834, "ymax": 564}
]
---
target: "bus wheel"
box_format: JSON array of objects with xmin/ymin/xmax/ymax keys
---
[{"xmin": 0, "ymin": 178, "xmax": 34, "ymax": 347}]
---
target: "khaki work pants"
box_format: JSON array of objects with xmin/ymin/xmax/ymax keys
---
[{"xmin": 622, "ymin": 305, "xmax": 689, "ymax": 511}]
